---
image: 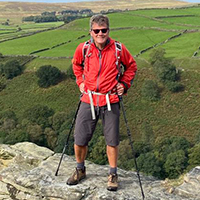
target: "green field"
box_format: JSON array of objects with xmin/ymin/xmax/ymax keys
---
[
  {"xmin": 36, "ymin": 36, "xmax": 90, "ymax": 57},
  {"xmin": 0, "ymin": 29, "xmax": 87, "ymax": 55},
  {"xmin": 108, "ymin": 13, "xmax": 194, "ymax": 30},
  {"xmin": 0, "ymin": 6, "xmax": 200, "ymax": 69},
  {"xmin": 132, "ymin": 7, "xmax": 200, "ymax": 17},
  {"xmin": 141, "ymin": 31, "xmax": 200, "ymax": 60},
  {"xmin": 19, "ymin": 21, "xmax": 64, "ymax": 30},
  {"xmin": 25, "ymin": 57, "xmax": 72, "ymax": 71},
  {"xmin": 161, "ymin": 16, "xmax": 200, "ymax": 26}
]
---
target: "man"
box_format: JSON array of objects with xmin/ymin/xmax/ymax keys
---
[{"xmin": 67, "ymin": 14, "xmax": 137, "ymax": 191}]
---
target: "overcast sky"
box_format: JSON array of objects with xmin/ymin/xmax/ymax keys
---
[{"xmin": 0, "ymin": 0, "xmax": 199, "ymax": 3}]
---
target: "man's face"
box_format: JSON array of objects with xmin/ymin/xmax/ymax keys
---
[{"xmin": 90, "ymin": 22, "xmax": 109, "ymax": 48}]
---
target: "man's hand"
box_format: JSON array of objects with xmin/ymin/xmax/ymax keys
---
[
  {"xmin": 79, "ymin": 82, "xmax": 85, "ymax": 93},
  {"xmin": 116, "ymin": 83, "xmax": 124, "ymax": 96}
]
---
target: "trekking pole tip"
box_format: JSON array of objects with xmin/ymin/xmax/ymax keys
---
[{"xmin": 55, "ymin": 170, "xmax": 59, "ymax": 176}]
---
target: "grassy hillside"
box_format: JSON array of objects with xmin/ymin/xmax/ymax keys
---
[
  {"xmin": 0, "ymin": 67, "xmax": 199, "ymax": 144},
  {"xmin": 0, "ymin": 4, "xmax": 200, "ymax": 142}
]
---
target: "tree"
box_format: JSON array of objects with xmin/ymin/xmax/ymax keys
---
[
  {"xmin": 153, "ymin": 58, "xmax": 179, "ymax": 82},
  {"xmin": 137, "ymin": 152, "xmax": 163, "ymax": 178},
  {"xmin": 23, "ymin": 105, "xmax": 54, "ymax": 128},
  {"xmin": 195, "ymin": 130, "xmax": 200, "ymax": 144},
  {"xmin": 51, "ymin": 112, "xmax": 68, "ymax": 131},
  {"xmin": 150, "ymin": 48, "xmax": 184, "ymax": 93},
  {"xmin": 88, "ymin": 136, "xmax": 107, "ymax": 165},
  {"xmin": 164, "ymin": 150, "xmax": 188, "ymax": 179},
  {"xmin": 0, "ymin": 76, "xmax": 6, "ymax": 92},
  {"xmin": 1, "ymin": 60, "xmax": 23, "ymax": 79},
  {"xmin": 141, "ymin": 80, "xmax": 160, "ymax": 101},
  {"xmin": 118, "ymin": 139, "xmax": 135, "ymax": 170},
  {"xmin": 3, "ymin": 130, "xmax": 29, "ymax": 145},
  {"xmin": 44, "ymin": 127, "xmax": 57, "ymax": 149},
  {"xmin": 22, "ymin": 16, "xmax": 34, "ymax": 22},
  {"xmin": 154, "ymin": 136, "xmax": 190, "ymax": 161},
  {"xmin": 0, "ymin": 109, "xmax": 17, "ymax": 121},
  {"xmin": 165, "ymin": 81, "xmax": 184, "ymax": 92},
  {"xmin": 150, "ymin": 47, "xmax": 166, "ymax": 65},
  {"xmin": 54, "ymin": 130, "xmax": 74, "ymax": 155},
  {"xmin": 66, "ymin": 64, "xmax": 76, "ymax": 80},
  {"xmin": 36, "ymin": 65, "xmax": 62, "ymax": 88},
  {"xmin": 188, "ymin": 143, "xmax": 200, "ymax": 170},
  {"xmin": 0, "ymin": 110, "xmax": 17, "ymax": 128},
  {"xmin": 26, "ymin": 124, "xmax": 45, "ymax": 145},
  {"xmin": 34, "ymin": 15, "xmax": 58, "ymax": 23}
]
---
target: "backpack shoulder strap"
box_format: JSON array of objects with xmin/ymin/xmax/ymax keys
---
[
  {"xmin": 82, "ymin": 40, "xmax": 90, "ymax": 59},
  {"xmin": 114, "ymin": 41, "xmax": 122, "ymax": 79}
]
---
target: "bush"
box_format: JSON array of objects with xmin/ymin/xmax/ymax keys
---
[
  {"xmin": 44, "ymin": 127, "xmax": 57, "ymax": 149},
  {"xmin": 66, "ymin": 64, "xmax": 76, "ymax": 80},
  {"xmin": 51, "ymin": 112, "xmax": 68, "ymax": 131},
  {"xmin": 154, "ymin": 136, "xmax": 190, "ymax": 161},
  {"xmin": 0, "ymin": 109, "xmax": 17, "ymax": 120},
  {"xmin": 188, "ymin": 143, "xmax": 200, "ymax": 170},
  {"xmin": 1, "ymin": 60, "xmax": 23, "ymax": 79},
  {"xmin": 137, "ymin": 152, "xmax": 163, "ymax": 178},
  {"xmin": 23, "ymin": 104, "xmax": 54, "ymax": 128},
  {"xmin": 153, "ymin": 59, "xmax": 179, "ymax": 82},
  {"xmin": 0, "ymin": 76, "xmax": 6, "ymax": 92},
  {"xmin": 3, "ymin": 130, "xmax": 29, "ymax": 145},
  {"xmin": 165, "ymin": 81, "xmax": 184, "ymax": 92},
  {"xmin": 141, "ymin": 80, "xmax": 160, "ymax": 101},
  {"xmin": 164, "ymin": 150, "xmax": 188, "ymax": 179},
  {"xmin": 195, "ymin": 130, "xmax": 200, "ymax": 144},
  {"xmin": 54, "ymin": 130, "xmax": 74, "ymax": 155},
  {"xmin": 150, "ymin": 47, "xmax": 166, "ymax": 65},
  {"xmin": 151, "ymin": 48, "xmax": 181, "ymax": 86},
  {"xmin": 0, "ymin": 63, "xmax": 3, "ymax": 74},
  {"xmin": 26, "ymin": 124, "xmax": 45, "ymax": 145},
  {"xmin": 36, "ymin": 65, "xmax": 62, "ymax": 88},
  {"xmin": 88, "ymin": 136, "xmax": 107, "ymax": 165},
  {"xmin": 118, "ymin": 139, "xmax": 134, "ymax": 170}
]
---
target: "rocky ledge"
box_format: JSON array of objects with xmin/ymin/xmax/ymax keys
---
[{"xmin": 0, "ymin": 142, "xmax": 200, "ymax": 200}]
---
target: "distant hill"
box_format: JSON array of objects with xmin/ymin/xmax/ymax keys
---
[{"xmin": 0, "ymin": 0, "xmax": 193, "ymax": 23}]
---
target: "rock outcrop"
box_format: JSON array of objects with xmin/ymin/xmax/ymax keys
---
[{"xmin": 0, "ymin": 142, "xmax": 200, "ymax": 200}]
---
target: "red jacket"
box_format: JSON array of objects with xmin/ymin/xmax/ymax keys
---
[{"xmin": 72, "ymin": 37, "xmax": 137, "ymax": 107}]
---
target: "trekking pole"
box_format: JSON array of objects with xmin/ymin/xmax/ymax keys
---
[
  {"xmin": 55, "ymin": 96, "xmax": 82, "ymax": 176},
  {"xmin": 119, "ymin": 96, "xmax": 145, "ymax": 200}
]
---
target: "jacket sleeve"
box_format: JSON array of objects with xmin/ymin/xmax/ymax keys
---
[
  {"xmin": 72, "ymin": 43, "xmax": 84, "ymax": 86},
  {"xmin": 119, "ymin": 43, "xmax": 137, "ymax": 92}
]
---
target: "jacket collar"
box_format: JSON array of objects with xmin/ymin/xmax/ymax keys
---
[{"xmin": 90, "ymin": 37, "xmax": 113, "ymax": 50}]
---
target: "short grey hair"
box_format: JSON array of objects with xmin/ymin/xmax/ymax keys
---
[{"xmin": 90, "ymin": 14, "xmax": 109, "ymax": 30}]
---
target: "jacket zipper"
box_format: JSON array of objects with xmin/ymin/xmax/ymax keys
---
[{"xmin": 96, "ymin": 50, "xmax": 102, "ymax": 114}]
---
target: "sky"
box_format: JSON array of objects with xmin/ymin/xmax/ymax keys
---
[{"xmin": 0, "ymin": 0, "xmax": 199, "ymax": 3}]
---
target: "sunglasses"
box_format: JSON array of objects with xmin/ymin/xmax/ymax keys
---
[{"xmin": 92, "ymin": 28, "xmax": 109, "ymax": 34}]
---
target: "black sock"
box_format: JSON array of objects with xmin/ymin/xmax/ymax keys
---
[
  {"xmin": 77, "ymin": 161, "xmax": 85, "ymax": 170},
  {"xmin": 110, "ymin": 167, "xmax": 117, "ymax": 175}
]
